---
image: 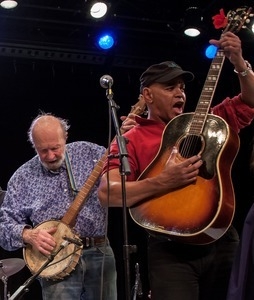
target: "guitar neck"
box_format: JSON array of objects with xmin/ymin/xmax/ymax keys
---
[
  {"xmin": 190, "ymin": 49, "xmax": 225, "ymax": 135},
  {"xmin": 189, "ymin": 6, "xmax": 253, "ymax": 136}
]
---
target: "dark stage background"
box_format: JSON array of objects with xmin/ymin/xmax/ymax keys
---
[{"xmin": 0, "ymin": 57, "xmax": 253, "ymax": 300}]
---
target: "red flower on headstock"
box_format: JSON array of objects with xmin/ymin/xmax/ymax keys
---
[{"xmin": 212, "ymin": 9, "xmax": 228, "ymax": 29}]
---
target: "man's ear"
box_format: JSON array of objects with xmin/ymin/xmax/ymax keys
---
[{"xmin": 143, "ymin": 87, "xmax": 153, "ymax": 103}]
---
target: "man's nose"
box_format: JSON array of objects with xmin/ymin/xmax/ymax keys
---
[{"xmin": 46, "ymin": 150, "xmax": 56, "ymax": 159}]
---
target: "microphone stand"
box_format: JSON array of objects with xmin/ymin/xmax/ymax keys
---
[
  {"xmin": 106, "ymin": 83, "xmax": 137, "ymax": 300},
  {"xmin": 0, "ymin": 260, "xmax": 10, "ymax": 300},
  {"xmin": 8, "ymin": 241, "xmax": 72, "ymax": 300},
  {"xmin": 133, "ymin": 263, "xmax": 143, "ymax": 300}
]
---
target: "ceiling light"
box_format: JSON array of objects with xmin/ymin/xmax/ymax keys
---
[
  {"xmin": 90, "ymin": 2, "xmax": 108, "ymax": 19},
  {"xmin": 0, "ymin": 0, "xmax": 18, "ymax": 9},
  {"xmin": 184, "ymin": 28, "xmax": 200, "ymax": 37},
  {"xmin": 184, "ymin": 7, "xmax": 203, "ymax": 37}
]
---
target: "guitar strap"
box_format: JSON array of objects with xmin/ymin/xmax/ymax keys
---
[{"xmin": 65, "ymin": 151, "xmax": 79, "ymax": 196}]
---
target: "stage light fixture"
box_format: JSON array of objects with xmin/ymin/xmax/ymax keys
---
[
  {"xmin": 0, "ymin": 0, "xmax": 18, "ymax": 9},
  {"xmin": 96, "ymin": 32, "xmax": 115, "ymax": 50},
  {"xmin": 205, "ymin": 45, "xmax": 218, "ymax": 59},
  {"xmin": 184, "ymin": 7, "xmax": 203, "ymax": 37},
  {"xmin": 90, "ymin": 2, "xmax": 108, "ymax": 19}
]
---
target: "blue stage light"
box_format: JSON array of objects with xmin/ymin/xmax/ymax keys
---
[
  {"xmin": 205, "ymin": 45, "xmax": 218, "ymax": 59},
  {"xmin": 97, "ymin": 33, "xmax": 115, "ymax": 50}
]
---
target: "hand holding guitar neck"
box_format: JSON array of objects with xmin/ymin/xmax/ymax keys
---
[{"xmin": 120, "ymin": 95, "xmax": 147, "ymax": 134}]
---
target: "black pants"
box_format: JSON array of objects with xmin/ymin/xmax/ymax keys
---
[{"xmin": 148, "ymin": 227, "xmax": 239, "ymax": 300}]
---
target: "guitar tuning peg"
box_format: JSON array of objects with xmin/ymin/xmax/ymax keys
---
[{"xmin": 242, "ymin": 17, "xmax": 251, "ymax": 24}]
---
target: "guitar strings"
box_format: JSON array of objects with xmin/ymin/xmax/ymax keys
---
[{"xmin": 44, "ymin": 246, "xmax": 82, "ymax": 269}]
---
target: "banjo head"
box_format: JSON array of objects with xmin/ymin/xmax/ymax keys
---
[{"xmin": 23, "ymin": 220, "xmax": 83, "ymax": 280}]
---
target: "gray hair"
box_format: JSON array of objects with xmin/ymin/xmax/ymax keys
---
[{"xmin": 27, "ymin": 111, "xmax": 70, "ymax": 146}]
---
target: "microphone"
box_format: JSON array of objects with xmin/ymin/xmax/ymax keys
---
[
  {"xmin": 100, "ymin": 74, "xmax": 113, "ymax": 89},
  {"xmin": 62, "ymin": 236, "xmax": 83, "ymax": 247}
]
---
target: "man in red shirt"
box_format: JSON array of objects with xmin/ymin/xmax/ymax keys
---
[{"xmin": 98, "ymin": 32, "xmax": 254, "ymax": 300}]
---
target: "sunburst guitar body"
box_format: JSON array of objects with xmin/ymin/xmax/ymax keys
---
[{"xmin": 129, "ymin": 113, "xmax": 239, "ymax": 244}]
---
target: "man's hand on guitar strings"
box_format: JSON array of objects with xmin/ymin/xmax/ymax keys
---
[
  {"xmin": 23, "ymin": 226, "xmax": 57, "ymax": 256},
  {"xmin": 159, "ymin": 146, "xmax": 203, "ymax": 191}
]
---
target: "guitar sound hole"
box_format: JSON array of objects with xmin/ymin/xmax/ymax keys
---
[{"xmin": 179, "ymin": 134, "xmax": 203, "ymax": 158}]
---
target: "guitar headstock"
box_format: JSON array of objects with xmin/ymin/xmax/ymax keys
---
[
  {"xmin": 119, "ymin": 94, "xmax": 147, "ymax": 134},
  {"xmin": 223, "ymin": 7, "xmax": 253, "ymax": 34}
]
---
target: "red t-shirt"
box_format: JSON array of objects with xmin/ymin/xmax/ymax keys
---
[{"xmin": 102, "ymin": 95, "xmax": 254, "ymax": 181}]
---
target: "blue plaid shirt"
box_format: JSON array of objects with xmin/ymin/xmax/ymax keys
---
[{"xmin": 0, "ymin": 141, "xmax": 107, "ymax": 250}]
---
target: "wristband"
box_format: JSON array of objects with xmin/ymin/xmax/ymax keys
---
[{"xmin": 234, "ymin": 60, "xmax": 252, "ymax": 77}]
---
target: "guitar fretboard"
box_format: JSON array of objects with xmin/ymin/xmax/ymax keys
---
[{"xmin": 189, "ymin": 50, "xmax": 225, "ymax": 135}]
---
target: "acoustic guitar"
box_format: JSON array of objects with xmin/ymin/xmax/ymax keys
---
[
  {"xmin": 23, "ymin": 95, "xmax": 146, "ymax": 280},
  {"xmin": 129, "ymin": 7, "xmax": 253, "ymax": 245}
]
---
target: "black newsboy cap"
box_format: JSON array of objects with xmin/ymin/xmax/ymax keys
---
[{"xmin": 140, "ymin": 61, "xmax": 194, "ymax": 90}]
